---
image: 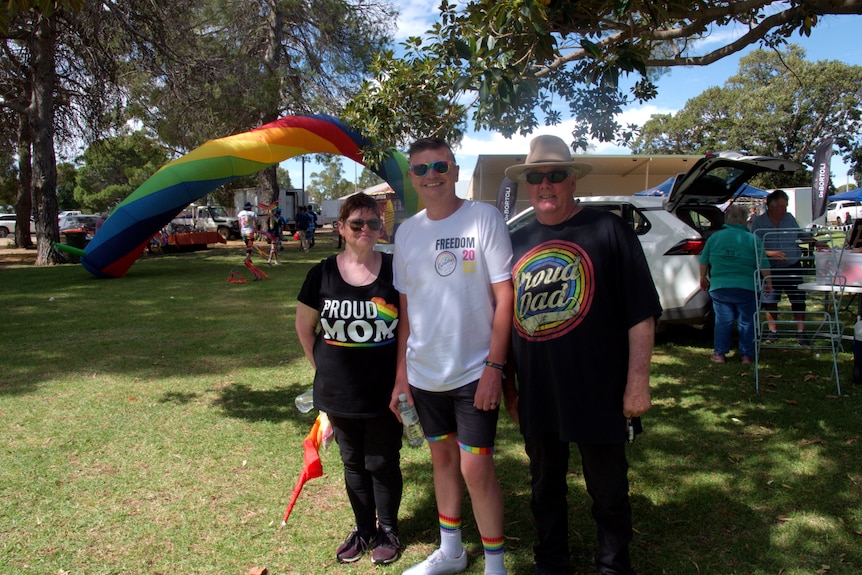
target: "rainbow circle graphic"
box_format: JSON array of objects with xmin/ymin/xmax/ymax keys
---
[{"xmin": 513, "ymin": 239, "xmax": 594, "ymax": 341}]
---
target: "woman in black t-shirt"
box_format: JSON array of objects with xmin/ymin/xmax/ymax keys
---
[{"xmin": 296, "ymin": 193, "xmax": 403, "ymax": 566}]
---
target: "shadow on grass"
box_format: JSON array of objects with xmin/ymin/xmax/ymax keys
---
[
  {"xmin": 630, "ymin": 324, "xmax": 862, "ymax": 573},
  {"xmin": 210, "ymin": 383, "xmax": 309, "ymax": 423}
]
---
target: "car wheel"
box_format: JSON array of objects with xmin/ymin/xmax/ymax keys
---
[
  {"xmin": 217, "ymin": 227, "xmax": 230, "ymax": 241},
  {"xmin": 0, "ymin": 227, "xmax": 8, "ymax": 238},
  {"xmin": 837, "ymin": 216, "xmax": 843, "ymax": 225}
]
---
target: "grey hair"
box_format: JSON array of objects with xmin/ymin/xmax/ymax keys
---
[{"xmin": 724, "ymin": 204, "xmax": 748, "ymax": 225}]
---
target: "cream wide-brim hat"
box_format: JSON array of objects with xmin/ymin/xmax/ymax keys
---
[{"xmin": 504, "ymin": 135, "xmax": 594, "ymax": 182}]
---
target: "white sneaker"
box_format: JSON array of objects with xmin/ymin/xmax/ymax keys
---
[{"xmin": 402, "ymin": 548, "xmax": 468, "ymax": 575}]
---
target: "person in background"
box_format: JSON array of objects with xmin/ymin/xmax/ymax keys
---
[
  {"xmin": 393, "ymin": 136, "xmax": 513, "ymax": 575},
  {"xmin": 308, "ymin": 206, "xmax": 319, "ymax": 246},
  {"xmin": 295, "ymin": 206, "xmax": 311, "ymax": 253},
  {"xmin": 267, "ymin": 208, "xmax": 286, "ymax": 265},
  {"xmin": 749, "ymin": 189, "xmax": 824, "ymax": 345},
  {"xmin": 237, "ymin": 202, "xmax": 257, "ymax": 260},
  {"xmin": 295, "ymin": 193, "xmax": 404, "ymax": 566},
  {"xmin": 700, "ymin": 204, "xmax": 772, "ymax": 364},
  {"xmin": 504, "ymin": 135, "xmax": 661, "ymax": 575},
  {"xmin": 746, "ymin": 205, "xmax": 759, "ymax": 226},
  {"xmin": 95, "ymin": 212, "xmax": 107, "ymax": 234}
]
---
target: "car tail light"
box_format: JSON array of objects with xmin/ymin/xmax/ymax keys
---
[{"xmin": 664, "ymin": 239, "xmax": 706, "ymax": 256}]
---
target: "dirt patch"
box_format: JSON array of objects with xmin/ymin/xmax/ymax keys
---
[{"xmin": 0, "ymin": 240, "xmax": 37, "ymax": 268}]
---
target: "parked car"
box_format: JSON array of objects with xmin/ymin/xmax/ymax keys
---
[
  {"xmin": 0, "ymin": 213, "xmax": 35, "ymax": 238},
  {"xmin": 58, "ymin": 214, "xmax": 100, "ymax": 232},
  {"xmin": 507, "ymin": 151, "xmax": 803, "ymax": 328},
  {"xmin": 826, "ymin": 200, "xmax": 862, "ymax": 225}
]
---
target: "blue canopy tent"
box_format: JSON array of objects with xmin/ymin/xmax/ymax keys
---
[
  {"xmin": 633, "ymin": 177, "xmax": 675, "ymax": 196},
  {"xmin": 826, "ymin": 188, "xmax": 862, "ymax": 202},
  {"xmin": 735, "ymin": 183, "xmax": 768, "ymax": 199},
  {"xmin": 633, "ymin": 177, "xmax": 767, "ymax": 199}
]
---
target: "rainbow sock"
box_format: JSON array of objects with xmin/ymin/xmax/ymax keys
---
[
  {"xmin": 439, "ymin": 514, "xmax": 463, "ymax": 557},
  {"xmin": 482, "ymin": 535, "xmax": 506, "ymax": 574}
]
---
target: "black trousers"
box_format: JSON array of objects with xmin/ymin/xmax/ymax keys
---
[
  {"xmin": 328, "ymin": 413, "xmax": 403, "ymax": 536},
  {"xmin": 524, "ymin": 434, "xmax": 635, "ymax": 575}
]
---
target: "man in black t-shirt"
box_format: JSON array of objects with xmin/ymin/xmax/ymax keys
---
[{"xmin": 504, "ymin": 135, "xmax": 661, "ymax": 575}]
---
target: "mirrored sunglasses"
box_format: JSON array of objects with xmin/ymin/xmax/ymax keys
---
[
  {"xmin": 345, "ymin": 218, "xmax": 382, "ymax": 232},
  {"xmin": 525, "ymin": 169, "xmax": 570, "ymax": 185},
  {"xmin": 410, "ymin": 160, "xmax": 451, "ymax": 177}
]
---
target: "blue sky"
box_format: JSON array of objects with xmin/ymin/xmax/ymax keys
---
[{"xmin": 282, "ymin": 6, "xmax": 862, "ymax": 197}]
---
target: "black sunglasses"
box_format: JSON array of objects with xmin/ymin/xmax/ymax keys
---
[
  {"xmin": 410, "ymin": 161, "xmax": 451, "ymax": 177},
  {"xmin": 345, "ymin": 218, "xmax": 382, "ymax": 232},
  {"xmin": 525, "ymin": 169, "xmax": 570, "ymax": 185}
]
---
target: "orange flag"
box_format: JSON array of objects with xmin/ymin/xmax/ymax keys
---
[{"xmin": 281, "ymin": 415, "xmax": 324, "ymax": 525}]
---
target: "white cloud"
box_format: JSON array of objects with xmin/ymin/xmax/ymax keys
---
[
  {"xmin": 392, "ymin": 1, "xmax": 440, "ymax": 40},
  {"xmin": 455, "ymin": 103, "xmax": 677, "ymax": 158}
]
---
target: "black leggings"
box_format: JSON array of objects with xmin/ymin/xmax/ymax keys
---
[{"xmin": 328, "ymin": 413, "xmax": 403, "ymax": 535}]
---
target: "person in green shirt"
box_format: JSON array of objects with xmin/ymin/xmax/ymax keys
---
[{"xmin": 699, "ymin": 205, "xmax": 772, "ymax": 364}]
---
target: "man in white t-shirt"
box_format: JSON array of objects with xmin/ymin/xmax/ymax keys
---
[
  {"xmin": 392, "ymin": 137, "xmax": 513, "ymax": 575},
  {"xmin": 237, "ymin": 202, "xmax": 257, "ymax": 259}
]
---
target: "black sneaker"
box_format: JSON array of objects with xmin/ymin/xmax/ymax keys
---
[
  {"xmin": 371, "ymin": 529, "xmax": 402, "ymax": 565},
  {"xmin": 764, "ymin": 330, "xmax": 779, "ymax": 344},
  {"xmin": 797, "ymin": 331, "xmax": 811, "ymax": 346},
  {"xmin": 336, "ymin": 529, "xmax": 370, "ymax": 563}
]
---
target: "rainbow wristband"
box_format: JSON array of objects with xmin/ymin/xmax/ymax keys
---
[{"xmin": 485, "ymin": 361, "xmax": 505, "ymax": 371}]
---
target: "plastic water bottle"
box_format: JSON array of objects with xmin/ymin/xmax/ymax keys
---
[
  {"xmin": 294, "ymin": 388, "xmax": 314, "ymax": 413},
  {"xmin": 854, "ymin": 317, "xmax": 862, "ymax": 385},
  {"xmin": 397, "ymin": 393, "xmax": 424, "ymax": 447}
]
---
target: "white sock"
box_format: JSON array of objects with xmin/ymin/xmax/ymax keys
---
[{"xmin": 439, "ymin": 514, "xmax": 463, "ymax": 557}]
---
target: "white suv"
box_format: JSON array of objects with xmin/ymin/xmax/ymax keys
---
[
  {"xmin": 0, "ymin": 214, "xmax": 35, "ymax": 238},
  {"xmin": 507, "ymin": 152, "xmax": 803, "ymax": 328}
]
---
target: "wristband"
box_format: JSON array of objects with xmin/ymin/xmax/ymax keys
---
[{"xmin": 485, "ymin": 361, "xmax": 505, "ymax": 371}]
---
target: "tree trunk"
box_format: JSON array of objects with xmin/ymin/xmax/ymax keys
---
[
  {"xmin": 256, "ymin": 0, "xmax": 282, "ymax": 208},
  {"xmin": 30, "ymin": 14, "xmax": 60, "ymax": 266},
  {"xmin": 257, "ymin": 164, "xmax": 279, "ymax": 206},
  {"xmin": 14, "ymin": 111, "xmax": 34, "ymax": 250}
]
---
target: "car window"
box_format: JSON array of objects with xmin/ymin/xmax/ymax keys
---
[
  {"xmin": 583, "ymin": 203, "xmax": 652, "ymax": 235},
  {"xmin": 676, "ymin": 206, "xmax": 724, "ymax": 235},
  {"xmin": 704, "ymin": 166, "xmax": 747, "ymax": 189}
]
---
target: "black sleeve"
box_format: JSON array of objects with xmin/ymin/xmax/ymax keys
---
[{"xmin": 297, "ymin": 259, "xmax": 326, "ymax": 309}]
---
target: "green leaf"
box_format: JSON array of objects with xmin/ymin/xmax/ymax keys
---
[{"xmin": 580, "ymin": 39, "xmax": 602, "ymax": 59}]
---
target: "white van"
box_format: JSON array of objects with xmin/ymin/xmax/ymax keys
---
[{"xmin": 826, "ymin": 200, "xmax": 862, "ymax": 225}]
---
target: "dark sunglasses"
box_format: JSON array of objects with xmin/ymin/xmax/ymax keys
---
[
  {"xmin": 525, "ymin": 169, "xmax": 570, "ymax": 185},
  {"xmin": 410, "ymin": 160, "xmax": 451, "ymax": 177},
  {"xmin": 345, "ymin": 218, "xmax": 382, "ymax": 232}
]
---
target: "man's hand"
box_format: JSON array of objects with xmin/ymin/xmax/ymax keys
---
[
  {"xmin": 767, "ymin": 250, "xmax": 787, "ymax": 263},
  {"xmin": 623, "ymin": 384, "xmax": 651, "ymax": 419},
  {"xmin": 474, "ymin": 366, "xmax": 503, "ymax": 411}
]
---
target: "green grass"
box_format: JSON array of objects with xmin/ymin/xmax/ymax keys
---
[{"xmin": 1, "ymin": 243, "xmax": 861, "ymax": 575}]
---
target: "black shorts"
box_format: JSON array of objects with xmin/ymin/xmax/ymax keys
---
[
  {"xmin": 760, "ymin": 263, "xmax": 806, "ymax": 312},
  {"xmin": 410, "ymin": 380, "xmax": 499, "ymax": 453}
]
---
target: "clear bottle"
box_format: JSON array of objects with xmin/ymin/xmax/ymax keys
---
[
  {"xmin": 294, "ymin": 388, "xmax": 314, "ymax": 413},
  {"xmin": 397, "ymin": 393, "xmax": 424, "ymax": 447}
]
